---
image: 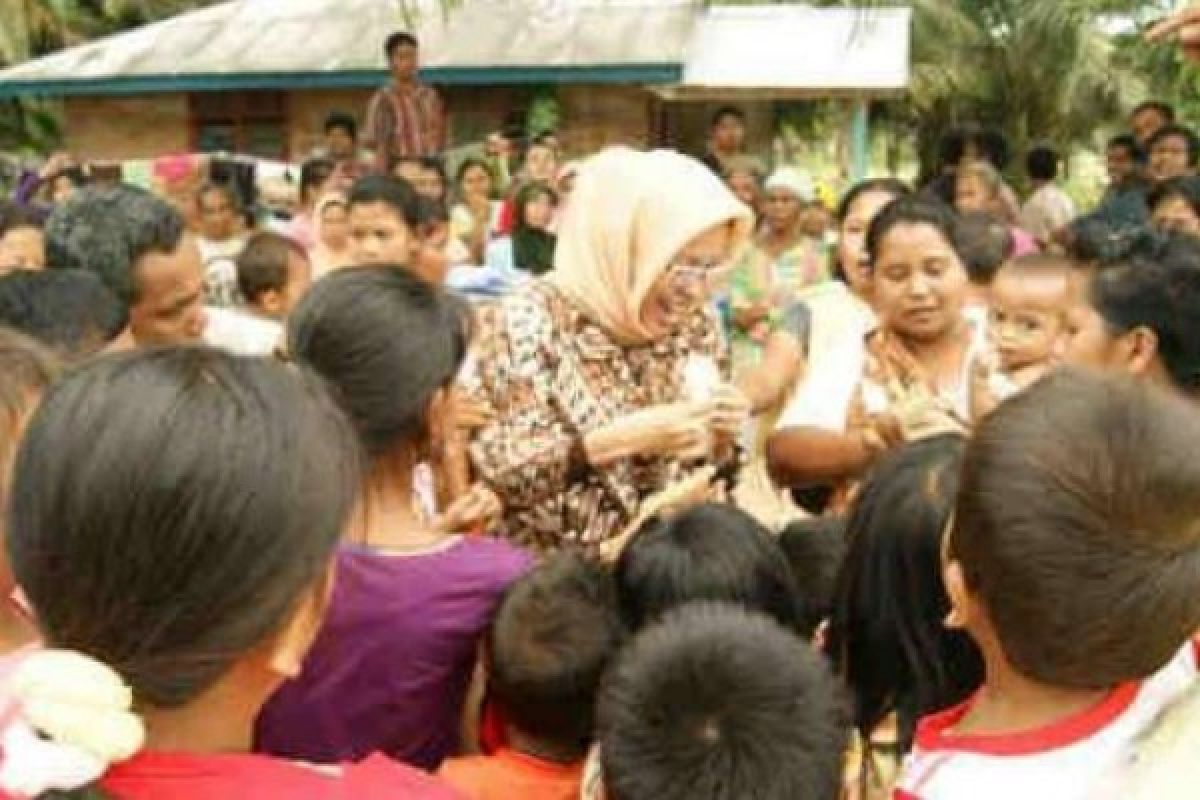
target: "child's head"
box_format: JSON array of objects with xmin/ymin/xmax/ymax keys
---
[
  {"xmin": 1026, "ymin": 145, "xmax": 1061, "ymax": 185},
  {"xmin": 866, "ymin": 196, "xmax": 969, "ymax": 344},
  {"xmin": 1148, "ymin": 175, "xmax": 1200, "ymax": 237},
  {"xmin": 0, "ymin": 328, "xmax": 58, "ymax": 594},
  {"xmin": 776, "ymin": 515, "xmax": 847, "ymax": 639},
  {"xmin": 598, "ymin": 603, "xmax": 848, "ymax": 800},
  {"xmin": 946, "ymin": 369, "xmax": 1200, "ymax": 689},
  {"xmin": 415, "ymin": 156, "xmax": 448, "ymax": 202},
  {"xmin": 323, "ymin": 111, "xmax": 358, "ymax": 159},
  {"xmin": 955, "ymin": 211, "xmax": 1014, "ymax": 288},
  {"xmin": 0, "ymin": 203, "xmax": 44, "ymax": 274},
  {"xmin": 488, "ymin": 554, "xmax": 623, "ymax": 759},
  {"xmin": 0, "ymin": 270, "xmax": 130, "ymax": 361},
  {"xmin": 8, "ymin": 347, "xmax": 359, "ymax": 713},
  {"xmin": 412, "ymin": 197, "xmax": 451, "ymax": 285},
  {"xmin": 615, "ymin": 503, "xmax": 804, "ymax": 635},
  {"xmin": 1060, "ymin": 233, "xmax": 1200, "ymax": 394},
  {"xmin": 286, "ymin": 266, "xmax": 468, "ymax": 462},
  {"xmin": 988, "ymin": 253, "xmax": 1072, "ymax": 373},
  {"xmin": 346, "ymin": 175, "xmax": 421, "ymax": 267},
  {"xmin": 236, "ymin": 232, "xmax": 312, "ymax": 319},
  {"xmin": 196, "ymin": 182, "xmax": 242, "ymax": 243},
  {"xmin": 954, "ymin": 161, "xmax": 1004, "ymax": 215},
  {"xmin": 826, "ymin": 435, "xmax": 983, "ymax": 752}
]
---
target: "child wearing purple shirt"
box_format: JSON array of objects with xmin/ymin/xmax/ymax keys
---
[{"xmin": 255, "ymin": 267, "xmax": 532, "ymax": 769}]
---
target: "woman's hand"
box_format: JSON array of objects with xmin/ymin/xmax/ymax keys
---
[
  {"xmin": 583, "ymin": 402, "xmax": 715, "ymax": 466},
  {"xmin": 598, "ymin": 467, "xmax": 717, "ymax": 562},
  {"xmin": 434, "ymin": 483, "xmax": 503, "ymax": 533},
  {"xmin": 708, "ymin": 384, "xmax": 751, "ymax": 441}
]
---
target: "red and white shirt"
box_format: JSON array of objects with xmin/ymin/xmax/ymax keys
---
[{"xmin": 895, "ymin": 640, "xmax": 1200, "ymax": 800}]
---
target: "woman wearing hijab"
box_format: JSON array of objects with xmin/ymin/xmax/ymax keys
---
[
  {"xmin": 485, "ymin": 182, "xmax": 558, "ymax": 275},
  {"xmin": 310, "ymin": 193, "xmax": 354, "ymax": 278},
  {"xmin": 468, "ymin": 147, "xmax": 754, "ymax": 554}
]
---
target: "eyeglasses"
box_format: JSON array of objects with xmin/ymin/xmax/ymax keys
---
[{"xmin": 668, "ymin": 259, "xmax": 732, "ymax": 289}]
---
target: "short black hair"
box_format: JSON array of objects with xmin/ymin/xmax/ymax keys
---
[
  {"xmin": 1026, "ymin": 145, "xmax": 1060, "ymax": 182},
  {"xmin": 0, "ymin": 327, "xmax": 58, "ymax": 471},
  {"xmin": 1148, "ymin": 124, "xmax": 1200, "ymax": 167},
  {"xmin": 777, "ymin": 516, "xmax": 847, "ymax": 637},
  {"xmin": 1108, "ymin": 133, "xmax": 1147, "ymax": 165},
  {"xmin": 968, "ymin": 128, "xmax": 1011, "ymax": 171},
  {"xmin": 385, "ymin": 31, "xmax": 419, "ymax": 58},
  {"xmin": 0, "ymin": 270, "xmax": 127, "ymax": 361},
  {"xmin": 236, "ymin": 232, "xmax": 307, "ymax": 304},
  {"xmin": 1148, "ymin": 175, "xmax": 1200, "ymax": 217},
  {"xmin": 599, "ymin": 603, "xmax": 849, "ymax": 800},
  {"xmin": 415, "ymin": 196, "xmax": 449, "ymax": 230},
  {"xmin": 299, "ymin": 158, "xmax": 336, "ymax": 205},
  {"xmin": 1133, "ymin": 100, "xmax": 1176, "ymax": 124},
  {"xmin": 287, "ymin": 267, "xmax": 468, "ymax": 457},
  {"xmin": 323, "ymin": 111, "xmax": 358, "ymax": 140},
  {"xmin": 710, "ymin": 105, "xmax": 746, "ymax": 129},
  {"xmin": 44, "ymin": 185, "xmax": 185, "ymax": 305},
  {"xmin": 955, "ymin": 211, "xmax": 1014, "ymax": 285},
  {"xmin": 347, "ymin": 174, "xmax": 420, "ymax": 230},
  {"xmin": 615, "ymin": 504, "xmax": 804, "ymax": 635},
  {"xmin": 489, "ymin": 554, "xmax": 623, "ymax": 757}
]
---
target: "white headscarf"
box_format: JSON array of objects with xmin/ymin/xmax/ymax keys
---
[{"xmin": 550, "ymin": 147, "xmax": 754, "ymax": 345}]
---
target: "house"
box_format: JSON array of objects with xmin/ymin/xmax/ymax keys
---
[{"xmin": 0, "ymin": 0, "xmax": 910, "ymax": 177}]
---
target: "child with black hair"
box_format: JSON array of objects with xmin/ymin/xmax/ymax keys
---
[
  {"xmin": 0, "ymin": 270, "xmax": 131, "ymax": 360},
  {"xmin": 776, "ymin": 515, "xmax": 847, "ymax": 641},
  {"xmin": 347, "ymin": 174, "xmax": 423, "ymax": 270},
  {"xmin": 614, "ymin": 503, "xmax": 805, "ymax": 636},
  {"xmin": 257, "ymin": 267, "xmax": 530, "ymax": 771},
  {"xmin": 898, "ymin": 370, "xmax": 1200, "ymax": 799},
  {"xmin": 826, "ymin": 435, "xmax": 982, "ymax": 800},
  {"xmin": 0, "ymin": 347, "xmax": 458, "ymax": 798},
  {"xmin": 236, "ymin": 231, "xmax": 313, "ymax": 320},
  {"xmin": 598, "ymin": 603, "xmax": 848, "ymax": 800},
  {"xmin": 438, "ymin": 554, "xmax": 623, "ymax": 800},
  {"xmin": 954, "ymin": 211, "xmax": 1014, "ymax": 328},
  {"xmin": 984, "ymin": 253, "xmax": 1073, "ymax": 398}
]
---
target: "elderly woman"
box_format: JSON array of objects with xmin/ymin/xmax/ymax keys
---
[{"xmin": 468, "ymin": 147, "xmax": 754, "ymax": 554}]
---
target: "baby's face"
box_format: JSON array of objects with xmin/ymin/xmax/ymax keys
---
[{"xmin": 988, "ymin": 268, "xmax": 1070, "ymax": 372}]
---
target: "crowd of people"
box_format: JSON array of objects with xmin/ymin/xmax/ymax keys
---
[{"xmin": 0, "ymin": 15, "xmax": 1199, "ymax": 800}]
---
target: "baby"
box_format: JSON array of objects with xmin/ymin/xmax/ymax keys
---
[{"xmin": 986, "ymin": 253, "xmax": 1073, "ymax": 395}]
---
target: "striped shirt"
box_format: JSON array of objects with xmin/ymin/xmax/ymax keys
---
[{"xmin": 364, "ymin": 81, "xmax": 446, "ymax": 169}]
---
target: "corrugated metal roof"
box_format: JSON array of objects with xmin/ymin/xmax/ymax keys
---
[{"xmin": 0, "ymin": 1, "xmax": 910, "ymax": 98}]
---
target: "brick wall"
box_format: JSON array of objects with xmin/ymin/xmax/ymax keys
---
[{"xmin": 63, "ymin": 95, "xmax": 190, "ymax": 161}]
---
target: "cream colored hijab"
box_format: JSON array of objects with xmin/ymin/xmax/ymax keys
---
[{"xmin": 550, "ymin": 147, "xmax": 754, "ymax": 345}]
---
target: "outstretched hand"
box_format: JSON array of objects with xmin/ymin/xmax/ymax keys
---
[{"xmin": 1147, "ymin": 7, "xmax": 1200, "ymax": 63}]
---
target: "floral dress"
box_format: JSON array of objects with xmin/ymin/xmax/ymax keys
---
[{"xmin": 467, "ymin": 281, "xmax": 734, "ymax": 554}]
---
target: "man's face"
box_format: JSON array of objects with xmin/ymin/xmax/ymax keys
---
[
  {"xmin": 129, "ymin": 234, "xmax": 208, "ymax": 346},
  {"xmin": 390, "ymin": 44, "xmax": 419, "ymax": 82},
  {"xmin": 198, "ymin": 189, "xmax": 238, "ymax": 243},
  {"xmin": 1149, "ymin": 133, "xmax": 1194, "ymax": 183},
  {"xmin": 326, "ymin": 127, "xmax": 356, "ymax": 160},
  {"xmin": 1133, "ymin": 108, "xmax": 1170, "ymax": 147},
  {"xmin": 712, "ymin": 115, "xmax": 745, "ymax": 153}
]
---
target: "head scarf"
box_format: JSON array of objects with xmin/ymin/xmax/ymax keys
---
[
  {"xmin": 764, "ymin": 166, "xmax": 816, "ymax": 203},
  {"xmin": 551, "ymin": 147, "xmax": 754, "ymax": 345},
  {"xmin": 512, "ymin": 182, "xmax": 557, "ymax": 276}
]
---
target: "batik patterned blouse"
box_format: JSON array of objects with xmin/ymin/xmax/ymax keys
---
[{"xmin": 468, "ymin": 281, "xmax": 732, "ymax": 554}]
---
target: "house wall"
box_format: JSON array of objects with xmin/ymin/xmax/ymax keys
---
[
  {"xmin": 63, "ymin": 95, "xmax": 190, "ymax": 161},
  {"xmin": 62, "ymin": 84, "xmax": 664, "ymax": 165}
]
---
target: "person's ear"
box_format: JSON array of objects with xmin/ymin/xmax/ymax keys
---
[
  {"xmin": 268, "ymin": 565, "xmax": 334, "ymax": 679},
  {"xmin": 942, "ymin": 559, "xmax": 971, "ymax": 630},
  {"xmin": 258, "ymin": 289, "xmax": 284, "ymax": 318},
  {"xmin": 1121, "ymin": 326, "xmax": 1160, "ymax": 378}
]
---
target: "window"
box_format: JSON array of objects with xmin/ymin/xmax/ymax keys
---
[{"xmin": 189, "ymin": 91, "xmax": 288, "ymax": 160}]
